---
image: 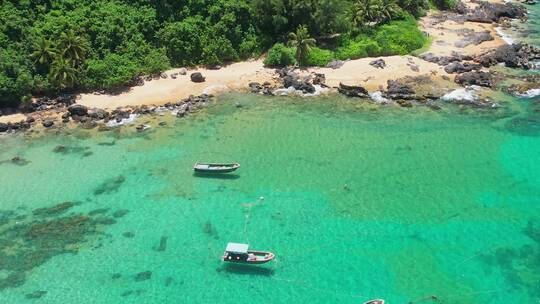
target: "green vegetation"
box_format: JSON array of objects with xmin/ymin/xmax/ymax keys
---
[{"xmin": 0, "ymin": 0, "xmax": 453, "ymax": 108}]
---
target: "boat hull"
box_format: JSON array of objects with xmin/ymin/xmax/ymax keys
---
[
  {"xmin": 222, "ymin": 250, "xmax": 275, "ymax": 264},
  {"xmin": 193, "ymin": 163, "xmax": 240, "ymax": 174}
]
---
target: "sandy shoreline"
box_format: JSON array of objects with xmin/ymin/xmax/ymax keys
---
[{"xmin": 0, "ymin": 0, "xmax": 514, "ymax": 124}]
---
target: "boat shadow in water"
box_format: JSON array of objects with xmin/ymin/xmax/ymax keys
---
[
  {"xmin": 192, "ymin": 172, "xmax": 240, "ymax": 180},
  {"xmin": 219, "ymin": 264, "xmax": 275, "ymax": 276}
]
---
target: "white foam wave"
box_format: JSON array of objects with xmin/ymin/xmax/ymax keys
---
[
  {"xmin": 495, "ymin": 27, "xmax": 514, "ymax": 45},
  {"xmin": 442, "ymin": 87, "xmax": 479, "ymax": 102},
  {"xmin": 203, "ymin": 84, "xmax": 230, "ymax": 95},
  {"xmin": 516, "ymin": 88, "xmax": 540, "ymax": 98},
  {"xmin": 106, "ymin": 114, "xmax": 139, "ymax": 127},
  {"xmin": 273, "ymin": 85, "xmax": 328, "ymax": 97},
  {"xmin": 369, "ymin": 91, "xmax": 391, "ymax": 104}
]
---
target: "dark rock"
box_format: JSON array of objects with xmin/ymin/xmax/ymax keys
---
[
  {"xmin": 158, "ymin": 121, "xmax": 167, "ymax": 126},
  {"xmin": 67, "ymin": 104, "xmax": 88, "ymax": 116},
  {"xmin": 208, "ymin": 65, "xmax": 221, "ymax": 70},
  {"xmin": 444, "ymin": 62, "xmax": 481, "ymax": 74},
  {"xmin": 312, "ymin": 73, "xmax": 326, "ymax": 85},
  {"xmin": 190, "ymin": 72, "xmax": 205, "ymax": 83},
  {"xmin": 455, "ymin": 31, "xmax": 493, "ymax": 48},
  {"xmin": 178, "ymin": 68, "xmax": 187, "ymax": 75},
  {"xmin": 160, "ymin": 73, "xmax": 167, "ymax": 79},
  {"xmin": 248, "ymin": 82, "xmax": 263, "ymax": 93},
  {"xmin": 465, "ymin": 1, "xmax": 526, "ymax": 23},
  {"xmin": 112, "ymin": 273, "xmax": 122, "ymax": 279},
  {"xmin": 338, "ymin": 83, "xmax": 369, "ymax": 98},
  {"xmin": 475, "ymin": 43, "xmax": 540, "ymax": 70},
  {"xmin": 326, "ymin": 60, "xmax": 345, "ymax": 69},
  {"xmin": 134, "ymin": 271, "xmax": 152, "ymax": 282},
  {"xmin": 81, "ymin": 121, "xmax": 97, "ymax": 129},
  {"xmin": 0, "ymin": 123, "xmax": 7, "ymax": 132},
  {"xmin": 26, "ymin": 117, "xmax": 35, "ymax": 123},
  {"xmin": 88, "ymin": 109, "xmax": 109, "ymax": 120},
  {"xmin": 396, "ymin": 100, "xmax": 413, "ymax": 108},
  {"xmin": 454, "ymin": 71, "xmax": 493, "ymax": 87},
  {"xmin": 369, "ymin": 59, "xmax": 386, "ymax": 69},
  {"xmin": 385, "ymin": 80, "xmax": 416, "ymax": 99},
  {"xmin": 42, "ymin": 120, "xmax": 54, "ymax": 128}
]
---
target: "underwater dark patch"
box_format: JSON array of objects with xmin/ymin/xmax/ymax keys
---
[
  {"xmin": 0, "ymin": 204, "xmax": 120, "ymax": 291},
  {"xmin": 52, "ymin": 144, "xmax": 92, "ymax": 156},
  {"xmin": 88, "ymin": 208, "xmax": 110, "ymax": 216},
  {"xmin": 154, "ymin": 236, "xmax": 168, "ymax": 252},
  {"xmin": 25, "ymin": 290, "xmax": 47, "ymax": 299},
  {"xmin": 122, "ymin": 232, "xmax": 135, "ymax": 238},
  {"xmin": 112, "ymin": 209, "xmax": 129, "ymax": 218},
  {"xmin": 93, "ymin": 175, "xmax": 126, "ymax": 195},
  {"xmin": 203, "ymin": 221, "xmax": 219, "ymax": 239},
  {"xmin": 32, "ymin": 202, "xmax": 76, "ymax": 217},
  {"xmin": 97, "ymin": 140, "xmax": 116, "ymax": 146},
  {"xmin": 480, "ymin": 219, "xmax": 540, "ymax": 298},
  {"xmin": 134, "ymin": 271, "xmax": 152, "ymax": 282},
  {"xmin": 111, "ymin": 273, "xmax": 121, "ymax": 279}
]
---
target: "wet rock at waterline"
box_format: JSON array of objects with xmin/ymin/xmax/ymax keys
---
[
  {"xmin": 68, "ymin": 104, "xmax": 89, "ymax": 116},
  {"xmin": 337, "ymin": 83, "xmax": 369, "ymax": 98},
  {"xmin": 385, "ymin": 80, "xmax": 416, "ymax": 100},
  {"xmin": 455, "ymin": 71, "xmax": 493, "ymax": 87}
]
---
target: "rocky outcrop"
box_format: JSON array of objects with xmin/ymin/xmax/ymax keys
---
[
  {"xmin": 0, "ymin": 123, "xmax": 8, "ymax": 132},
  {"xmin": 465, "ymin": 1, "xmax": 526, "ymax": 23},
  {"xmin": 338, "ymin": 83, "xmax": 369, "ymax": 98},
  {"xmin": 418, "ymin": 52, "xmax": 472, "ymax": 66},
  {"xmin": 385, "ymin": 80, "xmax": 416, "ymax": 100},
  {"xmin": 190, "ymin": 72, "xmax": 205, "ymax": 83},
  {"xmin": 454, "ymin": 31, "xmax": 493, "ymax": 48},
  {"xmin": 454, "ymin": 71, "xmax": 493, "ymax": 87},
  {"xmin": 280, "ymin": 70, "xmax": 316, "ymax": 93},
  {"xmin": 475, "ymin": 43, "xmax": 540, "ymax": 70},
  {"xmin": 444, "ymin": 62, "xmax": 481, "ymax": 74}
]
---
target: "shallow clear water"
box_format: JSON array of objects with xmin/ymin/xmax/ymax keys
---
[{"xmin": 1, "ymin": 92, "xmax": 539, "ymax": 303}]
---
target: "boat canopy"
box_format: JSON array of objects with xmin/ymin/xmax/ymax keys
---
[{"xmin": 226, "ymin": 243, "xmax": 249, "ymax": 253}]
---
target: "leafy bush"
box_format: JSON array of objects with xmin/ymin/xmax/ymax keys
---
[
  {"xmin": 84, "ymin": 53, "xmax": 139, "ymax": 89},
  {"xmin": 304, "ymin": 47, "xmax": 334, "ymax": 66},
  {"xmin": 374, "ymin": 17, "xmax": 426, "ymax": 55},
  {"xmin": 263, "ymin": 43, "xmax": 297, "ymax": 67},
  {"xmin": 431, "ymin": 0, "xmax": 457, "ymax": 10}
]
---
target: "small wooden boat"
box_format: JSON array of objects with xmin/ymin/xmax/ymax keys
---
[
  {"xmin": 193, "ymin": 162, "xmax": 240, "ymax": 173},
  {"xmin": 222, "ymin": 243, "xmax": 275, "ymax": 264},
  {"xmin": 363, "ymin": 299, "xmax": 384, "ymax": 304}
]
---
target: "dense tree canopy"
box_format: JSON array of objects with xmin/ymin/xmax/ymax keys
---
[{"xmin": 0, "ymin": 0, "xmax": 448, "ymax": 107}]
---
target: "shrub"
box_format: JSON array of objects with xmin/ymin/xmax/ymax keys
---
[
  {"xmin": 431, "ymin": 0, "xmax": 457, "ymax": 10},
  {"xmin": 263, "ymin": 43, "xmax": 297, "ymax": 67},
  {"xmin": 84, "ymin": 53, "xmax": 139, "ymax": 89},
  {"xmin": 374, "ymin": 17, "xmax": 426, "ymax": 55},
  {"xmin": 304, "ymin": 47, "xmax": 334, "ymax": 66}
]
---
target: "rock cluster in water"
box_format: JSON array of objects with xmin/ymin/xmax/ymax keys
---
[{"xmin": 0, "ymin": 202, "xmax": 127, "ymax": 291}]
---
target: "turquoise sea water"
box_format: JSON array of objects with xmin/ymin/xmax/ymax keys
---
[
  {"xmin": 1, "ymin": 92, "xmax": 539, "ymax": 304},
  {"xmin": 1, "ymin": 8, "xmax": 540, "ymax": 304}
]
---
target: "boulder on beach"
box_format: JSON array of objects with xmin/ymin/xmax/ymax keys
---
[
  {"xmin": 190, "ymin": 72, "xmax": 205, "ymax": 83},
  {"xmin": 68, "ymin": 104, "xmax": 88, "ymax": 116},
  {"xmin": 42, "ymin": 120, "xmax": 54, "ymax": 128},
  {"xmin": 369, "ymin": 59, "xmax": 386, "ymax": 69},
  {"xmin": 444, "ymin": 62, "xmax": 481, "ymax": 74},
  {"xmin": 475, "ymin": 43, "xmax": 540, "ymax": 70},
  {"xmin": 326, "ymin": 60, "xmax": 344, "ymax": 69},
  {"xmin": 0, "ymin": 122, "xmax": 8, "ymax": 132}
]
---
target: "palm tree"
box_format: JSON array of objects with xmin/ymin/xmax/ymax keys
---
[
  {"xmin": 287, "ymin": 25, "xmax": 316, "ymax": 66},
  {"xmin": 57, "ymin": 30, "xmax": 86, "ymax": 64},
  {"xmin": 49, "ymin": 57, "xmax": 78, "ymax": 89},
  {"xmin": 30, "ymin": 37, "xmax": 58, "ymax": 66},
  {"xmin": 353, "ymin": 0, "xmax": 383, "ymax": 26},
  {"xmin": 354, "ymin": 0, "xmax": 401, "ymax": 26}
]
